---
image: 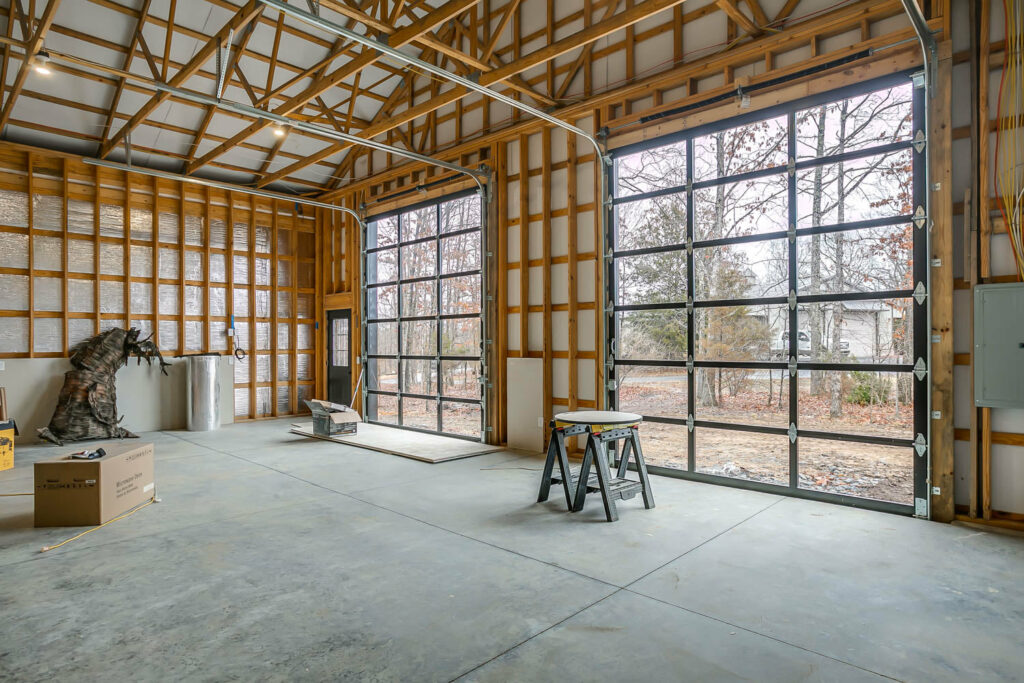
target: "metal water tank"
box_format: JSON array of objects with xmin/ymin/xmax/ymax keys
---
[{"xmin": 185, "ymin": 353, "xmax": 220, "ymax": 431}]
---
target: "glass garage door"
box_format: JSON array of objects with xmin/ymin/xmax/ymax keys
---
[
  {"xmin": 364, "ymin": 191, "xmax": 484, "ymax": 440},
  {"xmin": 606, "ymin": 74, "xmax": 928, "ymax": 514}
]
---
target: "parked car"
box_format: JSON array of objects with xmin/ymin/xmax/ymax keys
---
[{"xmin": 771, "ymin": 330, "xmax": 849, "ymax": 358}]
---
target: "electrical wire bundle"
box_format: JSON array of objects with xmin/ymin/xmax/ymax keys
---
[{"xmin": 995, "ymin": 0, "xmax": 1024, "ymax": 279}]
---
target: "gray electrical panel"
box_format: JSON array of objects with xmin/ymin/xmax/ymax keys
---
[{"xmin": 975, "ymin": 283, "xmax": 1024, "ymax": 407}]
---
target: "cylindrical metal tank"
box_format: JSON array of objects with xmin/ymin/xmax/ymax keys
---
[{"xmin": 185, "ymin": 353, "xmax": 220, "ymax": 431}]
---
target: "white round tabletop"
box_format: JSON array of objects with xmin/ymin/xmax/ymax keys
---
[{"xmin": 553, "ymin": 410, "xmax": 643, "ymax": 425}]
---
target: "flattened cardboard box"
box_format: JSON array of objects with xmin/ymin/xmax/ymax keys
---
[{"xmin": 34, "ymin": 442, "xmax": 155, "ymax": 527}]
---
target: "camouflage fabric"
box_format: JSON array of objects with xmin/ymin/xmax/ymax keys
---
[{"xmin": 38, "ymin": 328, "xmax": 170, "ymax": 446}]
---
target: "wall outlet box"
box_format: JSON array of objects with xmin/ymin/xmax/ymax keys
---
[
  {"xmin": 227, "ymin": 328, "xmax": 234, "ymax": 337},
  {"xmin": 537, "ymin": 416, "xmax": 543, "ymax": 428}
]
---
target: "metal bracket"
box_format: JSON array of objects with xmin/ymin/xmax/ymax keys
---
[
  {"xmin": 913, "ymin": 281, "xmax": 927, "ymax": 305},
  {"xmin": 686, "ymin": 414, "xmax": 694, "ymax": 432},
  {"xmin": 686, "ymin": 354, "xmax": 694, "ymax": 374},
  {"xmin": 914, "ymin": 357, "xmax": 928, "ymax": 381},
  {"xmin": 914, "ymin": 433, "xmax": 928, "ymax": 457},
  {"xmin": 686, "ymin": 296, "xmax": 693, "ymax": 314},
  {"xmin": 911, "ymin": 71, "xmax": 926, "ymax": 89},
  {"xmin": 787, "ymin": 156, "xmax": 796, "ymax": 176},
  {"xmin": 123, "ymin": 133, "xmax": 132, "ymax": 167},
  {"xmin": 788, "ymin": 423, "xmax": 797, "ymax": 443},
  {"xmin": 914, "ymin": 497, "xmax": 928, "ymax": 517},
  {"xmin": 789, "ymin": 356, "xmax": 797, "ymax": 377},
  {"xmin": 787, "ymin": 223, "xmax": 796, "ymax": 243},
  {"xmin": 788, "ymin": 289, "xmax": 797, "ymax": 310},
  {"xmin": 686, "ymin": 238, "xmax": 693, "ymax": 255},
  {"xmin": 930, "ymin": 258, "xmax": 941, "ymax": 267},
  {"xmin": 931, "ymin": 410, "xmax": 942, "ymax": 420}
]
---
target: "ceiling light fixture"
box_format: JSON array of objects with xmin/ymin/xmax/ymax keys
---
[
  {"xmin": 33, "ymin": 51, "xmax": 51, "ymax": 76},
  {"xmin": 273, "ymin": 124, "xmax": 287, "ymax": 137}
]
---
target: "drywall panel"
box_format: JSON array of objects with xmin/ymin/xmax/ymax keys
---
[
  {"xmin": 3, "ymin": 355, "xmax": 235, "ymax": 443},
  {"xmin": 506, "ymin": 357, "xmax": 544, "ymax": 453}
]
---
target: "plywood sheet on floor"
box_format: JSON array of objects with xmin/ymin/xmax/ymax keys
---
[{"xmin": 289, "ymin": 422, "xmax": 504, "ymax": 463}]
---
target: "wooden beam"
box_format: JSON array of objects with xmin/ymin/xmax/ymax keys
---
[
  {"xmin": 0, "ymin": 0, "xmax": 63, "ymax": 131},
  {"xmin": 184, "ymin": 0, "xmax": 480, "ymax": 175},
  {"xmin": 99, "ymin": 0, "xmax": 264, "ymax": 159}
]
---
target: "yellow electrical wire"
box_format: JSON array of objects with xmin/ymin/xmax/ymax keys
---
[
  {"xmin": 996, "ymin": 0, "xmax": 1024, "ymax": 279},
  {"xmin": 40, "ymin": 497, "xmax": 157, "ymax": 553}
]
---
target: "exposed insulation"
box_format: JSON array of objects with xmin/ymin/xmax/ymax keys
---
[
  {"xmin": 0, "ymin": 317, "xmax": 28, "ymax": 352},
  {"xmin": 277, "ymin": 386, "xmax": 290, "ymax": 413},
  {"xmin": 185, "ymin": 285, "xmax": 204, "ymax": 314},
  {"xmin": 234, "ymin": 355, "xmax": 250, "ymax": 382},
  {"xmin": 33, "ymin": 194, "xmax": 62, "ymax": 230},
  {"xmin": 184, "ymin": 320, "xmax": 203, "ymax": 351},
  {"xmin": 297, "ymin": 324, "xmax": 312, "ymax": 350},
  {"xmin": 99, "ymin": 280, "xmax": 124, "ymax": 313},
  {"xmin": 159, "ymin": 320, "xmax": 179, "ymax": 350},
  {"xmin": 296, "ymin": 385, "xmax": 311, "ymax": 406},
  {"xmin": 234, "ymin": 388, "xmax": 250, "ymax": 417},
  {"xmin": 184, "ymin": 250, "xmax": 203, "ymax": 281},
  {"xmin": 256, "ymin": 353, "xmax": 271, "ymax": 382},
  {"xmin": 68, "ymin": 199, "xmax": 95, "ymax": 234},
  {"xmin": 129, "ymin": 318, "xmax": 154, "ymax": 339},
  {"xmin": 297, "ymin": 294, "xmax": 312, "ymax": 319},
  {"xmin": 33, "ymin": 318, "xmax": 63, "ymax": 354},
  {"xmin": 33, "ymin": 235, "xmax": 62, "ymax": 271},
  {"xmin": 210, "ymin": 321, "xmax": 227, "ymax": 351},
  {"xmin": 277, "ymin": 354, "xmax": 290, "ymax": 381},
  {"xmin": 130, "ymin": 245, "xmax": 152, "ymax": 277},
  {"xmin": 159, "ymin": 247, "xmax": 179, "ymax": 279},
  {"xmin": 0, "ymin": 274, "xmax": 29, "ymax": 309},
  {"xmin": 98, "ymin": 204, "xmax": 124, "ymax": 238},
  {"xmin": 277, "ymin": 261, "xmax": 291, "ymax": 287},
  {"xmin": 234, "ymin": 321, "xmax": 250, "ymax": 349},
  {"xmin": 233, "ymin": 255, "xmax": 249, "ymax": 284},
  {"xmin": 210, "ymin": 219, "xmax": 227, "ymax": 249},
  {"xmin": 277, "ymin": 291, "xmax": 291, "ymax": 318},
  {"xmin": 0, "ymin": 233, "xmax": 29, "ymax": 268},
  {"xmin": 255, "ymin": 224, "xmax": 271, "ymax": 252},
  {"xmin": 210, "ymin": 253, "xmax": 226, "ymax": 283},
  {"xmin": 131, "ymin": 282, "xmax": 152, "ymax": 314},
  {"xmin": 256, "ymin": 322, "xmax": 270, "ymax": 350},
  {"xmin": 158, "ymin": 284, "xmax": 179, "ymax": 315},
  {"xmin": 0, "ymin": 189, "xmax": 29, "ymax": 227},
  {"xmin": 254, "ymin": 257, "xmax": 270, "ymax": 285},
  {"xmin": 99, "ymin": 242, "xmax": 124, "ymax": 275},
  {"xmin": 277, "ymin": 322, "xmax": 291, "ymax": 350},
  {"xmin": 68, "ymin": 318, "xmax": 95, "ymax": 348},
  {"xmin": 184, "ymin": 214, "xmax": 204, "ymax": 245},
  {"xmin": 256, "ymin": 386, "xmax": 271, "ymax": 416},
  {"xmin": 68, "ymin": 238, "xmax": 94, "ymax": 273},
  {"xmin": 34, "ymin": 276, "xmax": 63, "ymax": 311},
  {"xmin": 297, "ymin": 353, "xmax": 311, "ymax": 380},
  {"xmin": 233, "ymin": 288, "xmax": 249, "ymax": 316},
  {"xmin": 232, "ymin": 221, "xmax": 249, "ymax": 251},
  {"xmin": 255, "ymin": 290, "xmax": 270, "ymax": 318},
  {"xmin": 158, "ymin": 211, "xmax": 179, "ymax": 243},
  {"xmin": 68, "ymin": 278, "xmax": 94, "ymax": 312},
  {"xmin": 130, "ymin": 207, "xmax": 153, "ymax": 240},
  {"xmin": 209, "ymin": 287, "xmax": 226, "ymax": 316}
]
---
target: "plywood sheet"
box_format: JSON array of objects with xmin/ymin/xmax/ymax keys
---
[{"xmin": 289, "ymin": 422, "xmax": 503, "ymax": 463}]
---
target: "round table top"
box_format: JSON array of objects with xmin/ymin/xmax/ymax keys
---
[{"xmin": 553, "ymin": 410, "xmax": 642, "ymax": 426}]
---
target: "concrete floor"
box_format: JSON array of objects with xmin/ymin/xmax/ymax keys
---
[{"xmin": 2, "ymin": 419, "xmax": 1022, "ymax": 681}]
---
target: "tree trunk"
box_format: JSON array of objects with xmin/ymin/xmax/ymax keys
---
[
  {"xmin": 829, "ymin": 101, "xmax": 848, "ymax": 419},
  {"xmin": 809, "ymin": 106, "xmax": 827, "ymax": 395}
]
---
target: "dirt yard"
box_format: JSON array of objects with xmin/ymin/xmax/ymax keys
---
[{"xmin": 619, "ymin": 372, "xmax": 915, "ymax": 505}]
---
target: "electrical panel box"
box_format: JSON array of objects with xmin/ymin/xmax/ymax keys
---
[{"xmin": 975, "ymin": 283, "xmax": 1024, "ymax": 407}]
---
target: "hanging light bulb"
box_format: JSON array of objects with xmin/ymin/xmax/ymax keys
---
[
  {"xmin": 33, "ymin": 51, "xmax": 51, "ymax": 76},
  {"xmin": 273, "ymin": 124, "xmax": 286, "ymax": 137}
]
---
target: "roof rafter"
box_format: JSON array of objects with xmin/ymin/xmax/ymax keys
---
[
  {"xmin": 257, "ymin": 0, "xmax": 689, "ymax": 188},
  {"xmin": 184, "ymin": 0, "xmax": 481, "ymax": 176},
  {"xmin": 0, "ymin": 0, "xmax": 63, "ymax": 132},
  {"xmin": 98, "ymin": 0, "xmax": 264, "ymax": 158}
]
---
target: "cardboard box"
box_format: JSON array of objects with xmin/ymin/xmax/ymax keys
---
[
  {"xmin": 34, "ymin": 442, "xmax": 155, "ymax": 527},
  {"xmin": 305, "ymin": 399, "xmax": 361, "ymax": 437},
  {"xmin": 0, "ymin": 419, "xmax": 14, "ymax": 472}
]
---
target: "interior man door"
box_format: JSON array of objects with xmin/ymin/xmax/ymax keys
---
[{"xmin": 327, "ymin": 309, "xmax": 352, "ymax": 406}]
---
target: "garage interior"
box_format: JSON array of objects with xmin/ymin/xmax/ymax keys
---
[{"xmin": 1, "ymin": 0, "xmax": 1023, "ymax": 679}]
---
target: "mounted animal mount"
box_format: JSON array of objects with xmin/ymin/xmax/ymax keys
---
[{"xmin": 38, "ymin": 328, "xmax": 171, "ymax": 446}]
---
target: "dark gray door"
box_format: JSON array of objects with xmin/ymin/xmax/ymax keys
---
[{"xmin": 327, "ymin": 309, "xmax": 351, "ymax": 405}]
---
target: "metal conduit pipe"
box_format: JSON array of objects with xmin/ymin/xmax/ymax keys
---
[{"xmin": 898, "ymin": 0, "xmax": 938, "ymax": 519}]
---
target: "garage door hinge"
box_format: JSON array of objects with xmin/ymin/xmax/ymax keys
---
[
  {"xmin": 686, "ymin": 355, "xmax": 694, "ymax": 374},
  {"xmin": 788, "ymin": 289, "xmax": 797, "ymax": 310},
  {"xmin": 913, "ymin": 205, "xmax": 927, "ymax": 229},
  {"xmin": 913, "ymin": 129, "xmax": 927, "ymax": 153},
  {"xmin": 913, "ymin": 282, "xmax": 928, "ymax": 304},
  {"xmin": 914, "ymin": 357, "xmax": 928, "ymax": 380},
  {"xmin": 914, "ymin": 433, "xmax": 928, "ymax": 456},
  {"xmin": 789, "ymin": 356, "xmax": 797, "ymax": 377},
  {"xmin": 788, "ymin": 423, "xmax": 797, "ymax": 443},
  {"xmin": 687, "ymin": 414, "xmax": 694, "ymax": 432}
]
